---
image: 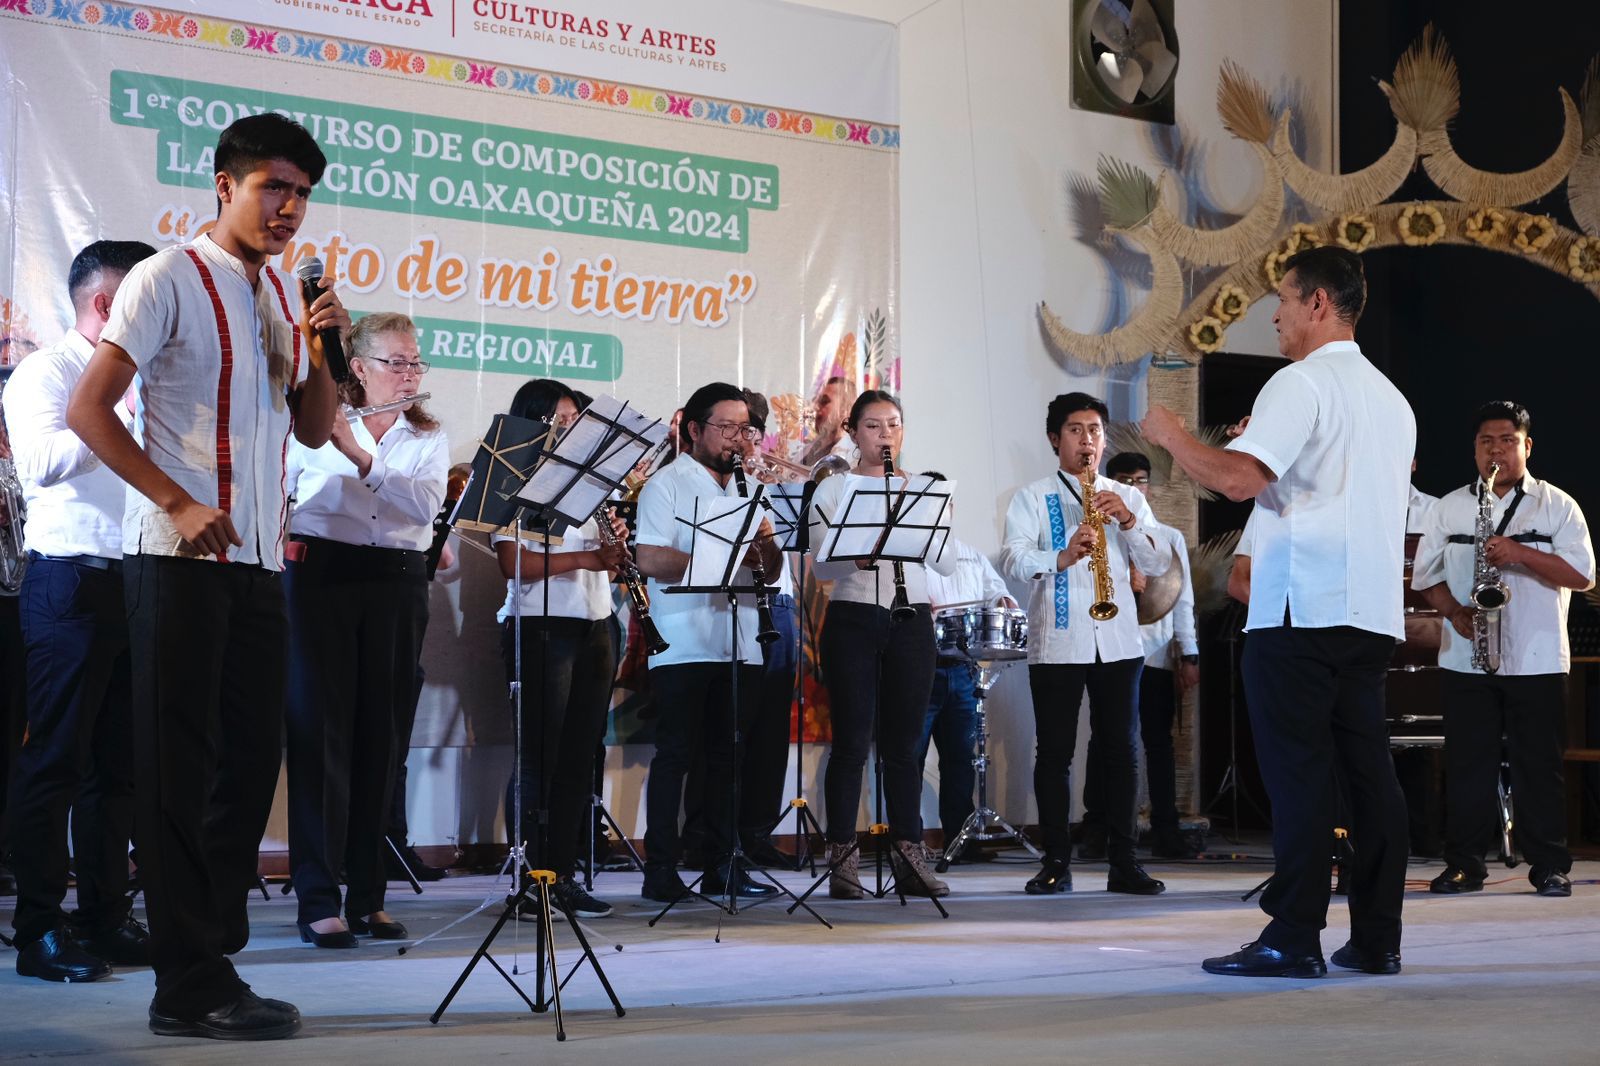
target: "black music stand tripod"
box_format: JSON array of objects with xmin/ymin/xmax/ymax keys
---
[
  {"xmin": 788, "ymin": 473, "xmax": 953, "ymax": 916},
  {"xmin": 646, "ymin": 491, "xmax": 830, "ymax": 936}
]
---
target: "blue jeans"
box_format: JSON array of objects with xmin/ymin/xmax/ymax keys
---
[{"xmin": 918, "ymin": 661, "xmax": 978, "ymax": 841}]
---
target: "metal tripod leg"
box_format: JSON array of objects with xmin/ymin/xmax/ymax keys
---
[{"xmin": 935, "ymin": 668, "xmax": 1041, "ymax": 872}]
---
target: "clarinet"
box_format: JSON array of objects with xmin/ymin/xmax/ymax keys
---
[
  {"xmin": 880, "ymin": 446, "xmax": 916, "ymax": 621},
  {"xmin": 730, "ymin": 453, "xmax": 781, "ymax": 645},
  {"xmin": 598, "ymin": 505, "xmax": 669, "ymax": 656}
]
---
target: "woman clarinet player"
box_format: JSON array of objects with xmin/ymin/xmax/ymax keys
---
[
  {"xmin": 807, "ymin": 390, "xmax": 956, "ymax": 899},
  {"xmin": 493, "ymin": 380, "xmax": 629, "ymax": 920},
  {"xmin": 284, "ymin": 312, "xmax": 447, "ymax": 947}
]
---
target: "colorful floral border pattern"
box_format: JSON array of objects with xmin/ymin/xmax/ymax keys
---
[{"xmin": 0, "ymin": 0, "xmax": 900, "ymax": 151}]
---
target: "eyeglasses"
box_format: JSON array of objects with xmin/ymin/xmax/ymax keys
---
[
  {"xmin": 702, "ymin": 420, "xmax": 762, "ymax": 442},
  {"xmin": 857, "ymin": 418, "xmax": 903, "ymax": 432},
  {"xmin": 1113, "ymin": 475, "xmax": 1151, "ymax": 485},
  {"xmin": 363, "ymin": 356, "xmax": 430, "ymax": 376}
]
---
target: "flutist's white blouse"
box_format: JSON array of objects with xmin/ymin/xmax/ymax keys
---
[{"xmin": 287, "ymin": 416, "xmax": 448, "ymax": 552}]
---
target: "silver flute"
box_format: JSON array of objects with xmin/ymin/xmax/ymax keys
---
[{"xmin": 344, "ymin": 392, "xmax": 431, "ymax": 422}]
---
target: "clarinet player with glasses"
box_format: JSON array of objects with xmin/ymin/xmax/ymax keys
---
[
  {"xmin": 1412, "ymin": 401, "xmax": 1595, "ymax": 898},
  {"xmin": 807, "ymin": 391, "xmax": 957, "ymax": 899}
]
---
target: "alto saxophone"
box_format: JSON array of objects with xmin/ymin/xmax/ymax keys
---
[
  {"xmin": 1469, "ymin": 461, "xmax": 1510, "ymax": 673},
  {"xmin": 1078, "ymin": 458, "xmax": 1118, "ymax": 621}
]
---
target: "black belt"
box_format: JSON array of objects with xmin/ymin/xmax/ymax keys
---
[
  {"xmin": 28, "ymin": 550, "xmax": 121, "ymax": 573},
  {"xmin": 287, "ymin": 535, "xmax": 427, "ymax": 578},
  {"xmin": 1444, "ymin": 533, "xmax": 1553, "ymax": 544}
]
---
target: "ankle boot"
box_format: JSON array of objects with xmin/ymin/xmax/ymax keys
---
[
  {"xmin": 827, "ymin": 842, "xmax": 864, "ymax": 900},
  {"xmin": 892, "ymin": 841, "xmax": 950, "ymax": 898}
]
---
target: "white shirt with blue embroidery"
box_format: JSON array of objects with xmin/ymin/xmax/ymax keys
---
[{"xmin": 1000, "ymin": 470, "xmax": 1169, "ymax": 665}]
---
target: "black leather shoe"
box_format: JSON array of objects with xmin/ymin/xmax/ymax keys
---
[
  {"xmin": 148, "ymin": 989, "xmax": 302, "ymax": 1040},
  {"xmin": 76, "ymin": 915, "xmax": 152, "ymax": 966},
  {"xmin": 742, "ymin": 837, "xmax": 794, "ymax": 870},
  {"xmin": 703, "ymin": 867, "xmax": 780, "ymax": 900},
  {"xmin": 1202, "ymin": 940, "xmax": 1326, "ymax": 979},
  {"xmin": 1531, "ymin": 869, "xmax": 1572, "ymax": 897},
  {"xmin": 1107, "ymin": 862, "xmax": 1166, "ymax": 895},
  {"xmin": 297, "ymin": 921, "xmax": 358, "ymax": 949},
  {"xmin": 641, "ymin": 866, "xmax": 689, "ymax": 903},
  {"xmin": 348, "ymin": 915, "xmax": 409, "ymax": 939},
  {"xmin": 16, "ymin": 928, "xmax": 112, "ymax": 982},
  {"xmin": 388, "ymin": 843, "xmax": 447, "ymax": 883},
  {"xmin": 1429, "ymin": 866, "xmax": 1485, "ymax": 894},
  {"xmin": 1025, "ymin": 858, "xmax": 1072, "ymax": 895},
  {"xmin": 1330, "ymin": 940, "xmax": 1402, "ymax": 975},
  {"xmin": 1149, "ymin": 826, "xmax": 1201, "ymax": 859}
]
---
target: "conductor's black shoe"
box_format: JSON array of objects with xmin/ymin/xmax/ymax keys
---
[
  {"xmin": 703, "ymin": 867, "xmax": 780, "ymax": 900},
  {"xmin": 148, "ymin": 989, "xmax": 302, "ymax": 1041},
  {"xmin": 1149, "ymin": 826, "xmax": 1200, "ymax": 860},
  {"xmin": 388, "ymin": 843, "xmax": 447, "ymax": 882},
  {"xmin": 15, "ymin": 928, "xmax": 112, "ymax": 982},
  {"xmin": 742, "ymin": 837, "xmax": 794, "ymax": 870},
  {"xmin": 1107, "ymin": 862, "xmax": 1166, "ymax": 895},
  {"xmin": 76, "ymin": 914, "xmax": 151, "ymax": 966},
  {"xmin": 641, "ymin": 866, "xmax": 689, "ymax": 903},
  {"xmin": 1330, "ymin": 941, "xmax": 1402, "ymax": 975},
  {"xmin": 1429, "ymin": 866, "xmax": 1485, "ymax": 894},
  {"xmin": 348, "ymin": 916, "xmax": 409, "ymax": 939},
  {"xmin": 1024, "ymin": 858, "xmax": 1072, "ymax": 895},
  {"xmin": 1202, "ymin": 940, "xmax": 1326, "ymax": 979},
  {"xmin": 1531, "ymin": 868, "xmax": 1572, "ymax": 897},
  {"xmin": 297, "ymin": 921, "xmax": 358, "ymax": 949}
]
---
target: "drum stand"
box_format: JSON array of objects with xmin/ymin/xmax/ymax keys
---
[{"xmin": 935, "ymin": 660, "xmax": 1042, "ymax": 872}]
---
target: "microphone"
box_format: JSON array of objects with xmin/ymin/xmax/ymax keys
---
[{"xmin": 292, "ymin": 256, "xmax": 351, "ymax": 383}]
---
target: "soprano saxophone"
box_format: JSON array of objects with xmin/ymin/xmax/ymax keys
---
[
  {"xmin": 1078, "ymin": 457, "xmax": 1118, "ymax": 621},
  {"xmin": 1469, "ymin": 462, "xmax": 1510, "ymax": 673}
]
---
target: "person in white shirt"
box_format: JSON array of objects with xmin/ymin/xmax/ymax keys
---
[
  {"xmin": 1144, "ymin": 245, "xmax": 1415, "ymax": 979},
  {"xmin": 800, "ymin": 374, "xmax": 857, "ymax": 467},
  {"xmin": 4, "ymin": 241, "xmax": 155, "ymax": 983},
  {"xmin": 1000, "ymin": 393, "xmax": 1172, "ymax": 898},
  {"xmin": 917, "ymin": 476, "xmax": 1015, "ymax": 862},
  {"xmin": 68, "ymin": 114, "xmax": 344, "ymax": 1040},
  {"xmin": 1076, "ymin": 451, "xmax": 1202, "ymax": 860},
  {"xmin": 282, "ymin": 312, "xmax": 447, "ymax": 947},
  {"xmin": 1412, "ymin": 401, "xmax": 1595, "ymax": 898},
  {"xmin": 807, "ymin": 390, "xmax": 957, "ymax": 899},
  {"xmin": 634, "ymin": 382, "xmax": 782, "ymax": 904}
]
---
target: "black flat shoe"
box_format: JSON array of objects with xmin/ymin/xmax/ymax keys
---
[
  {"xmin": 1330, "ymin": 940, "xmax": 1402, "ymax": 974},
  {"xmin": 703, "ymin": 869, "xmax": 780, "ymax": 899},
  {"xmin": 1429, "ymin": 866, "xmax": 1485, "ymax": 894},
  {"xmin": 1532, "ymin": 869, "xmax": 1572, "ymax": 897},
  {"xmin": 297, "ymin": 921, "xmax": 358, "ymax": 949},
  {"xmin": 149, "ymin": 989, "xmax": 301, "ymax": 1041},
  {"xmin": 1202, "ymin": 940, "xmax": 1326, "ymax": 979},
  {"xmin": 1107, "ymin": 862, "xmax": 1166, "ymax": 895},
  {"xmin": 75, "ymin": 914, "xmax": 152, "ymax": 966},
  {"xmin": 1025, "ymin": 858, "xmax": 1072, "ymax": 895},
  {"xmin": 641, "ymin": 867, "xmax": 689, "ymax": 903},
  {"xmin": 348, "ymin": 916, "xmax": 408, "ymax": 939},
  {"xmin": 16, "ymin": 928, "xmax": 112, "ymax": 983}
]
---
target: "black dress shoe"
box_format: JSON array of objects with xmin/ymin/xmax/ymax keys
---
[
  {"xmin": 297, "ymin": 921, "xmax": 358, "ymax": 949},
  {"xmin": 703, "ymin": 868, "xmax": 780, "ymax": 899},
  {"xmin": 388, "ymin": 843, "xmax": 447, "ymax": 883},
  {"xmin": 148, "ymin": 989, "xmax": 302, "ymax": 1041},
  {"xmin": 1107, "ymin": 862, "xmax": 1166, "ymax": 895},
  {"xmin": 16, "ymin": 928, "xmax": 112, "ymax": 982},
  {"xmin": 1531, "ymin": 869, "xmax": 1572, "ymax": 897},
  {"xmin": 1429, "ymin": 866, "xmax": 1485, "ymax": 894},
  {"xmin": 1330, "ymin": 941, "xmax": 1402, "ymax": 975},
  {"xmin": 76, "ymin": 915, "xmax": 152, "ymax": 966},
  {"xmin": 1149, "ymin": 826, "xmax": 1201, "ymax": 860},
  {"xmin": 348, "ymin": 916, "xmax": 409, "ymax": 939},
  {"xmin": 742, "ymin": 837, "xmax": 794, "ymax": 870},
  {"xmin": 641, "ymin": 866, "xmax": 689, "ymax": 902},
  {"xmin": 1202, "ymin": 940, "xmax": 1326, "ymax": 979},
  {"xmin": 1025, "ymin": 858, "xmax": 1072, "ymax": 895}
]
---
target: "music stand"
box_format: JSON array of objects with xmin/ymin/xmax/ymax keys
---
[
  {"xmin": 788, "ymin": 474, "xmax": 953, "ymax": 915},
  {"xmin": 647, "ymin": 491, "xmax": 830, "ymax": 935}
]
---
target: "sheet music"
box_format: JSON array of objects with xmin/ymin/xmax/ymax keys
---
[
  {"xmin": 816, "ymin": 473, "xmax": 954, "ymax": 563},
  {"xmin": 762, "ymin": 482, "xmax": 808, "ymax": 551},
  {"xmin": 515, "ymin": 394, "xmax": 668, "ymax": 525},
  {"xmin": 682, "ymin": 493, "xmax": 766, "ymax": 589}
]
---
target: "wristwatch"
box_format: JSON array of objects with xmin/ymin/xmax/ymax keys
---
[{"xmin": 1179, "ymin": 654, "xmax": 1199, "ymax": 665}]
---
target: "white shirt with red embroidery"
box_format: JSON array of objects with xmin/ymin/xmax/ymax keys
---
[{"xmin": 102, "ymin": 233, "xmax": 309, "ymax": 570}]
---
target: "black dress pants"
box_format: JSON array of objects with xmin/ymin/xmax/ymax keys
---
[
  {"xmin": 1082, "ymin": 662, "xmax": 1183, "ymax": 834},
  {"xmin": 0, "ymin": 594, "xmax": 27, "ymax": 867},
  {"xmin": 285, "ymin": 538, "xmax": 427, "ymax": 923},
  {"xmin": 501, "ymin": 616, "xmax": 615, "ymax": 877},
  {"xmin": 125, "ymin": 556, "xmax": 286, "ymax": 1018},
  {"xmin": 9, "ymin": 556, "xmax": 133, "ymax": 943},
  {"xmin": 1441, "ymin": 670, "xmax": 1570, "ymax": 878},
  {"xmin": 741, "ymin": 593, "xmax": 796, "ymax": 841},
  {"xmin": 1242, "ymin": 625, "xmax": 1408, "ymax": 957},
  {"xmin": 820, "ymin": 601, "xmax": 935, "ymax": 845},
  {"xmin": 1028, "ymin": 656, "xmax": 1143, "ymax": 863}
]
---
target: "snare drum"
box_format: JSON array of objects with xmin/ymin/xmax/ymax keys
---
[{"xmin": 933, "ymin": 605, "xmax": 1028, "ymax": 662}]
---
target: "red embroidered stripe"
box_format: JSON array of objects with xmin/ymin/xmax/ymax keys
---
[
  {"xmin": 183, "ymin": 249, "xmax": 234, "ymax": 527},
  {"xmin": 264, "ymin": 268, "xmax": 303, "ymax": 563}
]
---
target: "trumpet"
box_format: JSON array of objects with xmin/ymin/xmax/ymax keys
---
[{"xmin": 344, "ymin": 392, "xmax": 431, "ymax": 422}]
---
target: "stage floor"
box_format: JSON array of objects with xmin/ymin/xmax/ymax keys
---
[{"xmin": 4, "ymin": 849, "xmax": 1598, "ymax": 1064}]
